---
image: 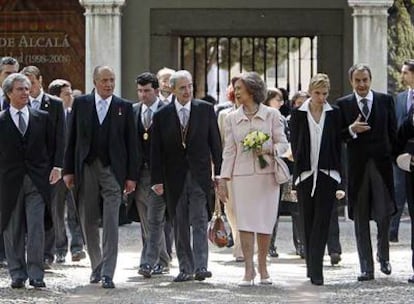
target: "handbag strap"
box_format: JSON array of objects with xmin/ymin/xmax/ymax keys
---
[{"xmin": 214, "ymin": 188, "xmax": 222, "ymax": 216}]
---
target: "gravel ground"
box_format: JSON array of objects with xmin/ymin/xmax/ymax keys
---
[{"xmin": 0, "ymin": 216, "xmax": 412, "ymax": 304}]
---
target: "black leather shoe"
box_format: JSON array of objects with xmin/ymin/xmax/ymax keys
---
[
  {"xmin": 330, "ymin": 253, "xmax": 342, "ymax": 266},
  {"xmin": 357, "ymin": 272, "xmax": 374, "ymax": 281},
  {"xmin": 408, "ymin": 275, "xmax": 414, "ymax": 283},
  {"xmin": 173, "ymin": 272, "xmax": 193, "ymax": 282},
  {"xmin": 29, "ymin": 279, "xmax": 46, "ymax": 288},
  {"xmin": 138, "ymin": 264, "xmax": 152, "ymax": 278},
  {"xmin": 389, "ymin": 235, "xmax": 399, "ymax": 243},
  {"xmin": 268, "ymin": 247, "xmax": 279, "ymax": 258},
  {"xmin": 152, "ymin": 264, "xmax": 170, "ymax": 275},
  {"xmin": 89, "ymin": 273, "xmax": 101, "ymax": 284},
  {"xmin": 379, "ymin": 260, "xmax": 392, "ymax": 275},
  {"xmin": 101, "ymin": 276, "xmax": 115, "ymax": 289},
  {"xmin": 11, "ymin": 278, "xmax": 25, "ymax": 289},
  {"xmin": 310, "ymin": 277, "xmax": 324, "ymax": 286},
  {"xmin": 194, "ymin": 267, "xmax": 212, "ymax": 281},
  {"xmin": 376, "ymin": 254, "xmax": 392, "ymax": 275},
  {"xmin": 55, "ymin": 253, "xmax": 66, "ymax": 264}
]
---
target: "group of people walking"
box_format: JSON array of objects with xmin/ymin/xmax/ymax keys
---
[{"xmin": 0, "ymin": 54, "xmax": 414, "ymax": 291}]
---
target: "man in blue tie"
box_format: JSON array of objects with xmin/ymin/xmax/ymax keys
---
[
  {"xmin": 0, "ymin": 56, "xmax": 19, "ymax": 269},
  {"xmin": 63, "ymin": 66, "xmax": 138, "ymax": 288},
  {"xmin": 390, "ymin": 60, "xmax": 414, "ymax": 244}
]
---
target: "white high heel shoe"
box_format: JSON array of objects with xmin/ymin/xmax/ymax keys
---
[
  {"xmin": 259, "ymin": 277, "xmax": 273, "ymax": 285},
  {"xmin": 238, "ymin": 279, "xmax": 255, "ymax": 287}
]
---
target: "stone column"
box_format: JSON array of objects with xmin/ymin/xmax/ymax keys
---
[
  {"xmin": 79, "ymin": 0, "xmax": 126, "ymax": 95},
  {"xmin": 348, "ymin": 0, "xmax": 394, "ymax": 92}
]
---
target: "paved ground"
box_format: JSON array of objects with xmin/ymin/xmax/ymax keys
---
[{"xmin": 0, "ymin": 216, "xmax": 413, "ymax": 304}]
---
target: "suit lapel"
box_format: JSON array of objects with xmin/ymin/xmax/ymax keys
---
[
  {"xmin": 401, "ymin": 91, "xmax": 409, "ymax": 116},
  {"xmin": 186, "ymin": 99, "xmax": 198, "ymax": 143},
  {"xmin": 165, "ymin": 102, "xmax": 182, "ymax": 147},
  {"xmin": 40, "ymin": 94, "xmax": 51, "ymax": 111},
  {"xmin": 348, "ymin": 94, "xmax": 363, "ymax": 121},
  {"xmin": 134, "ymin": 103, "xmax": 142, "ymax": 130},
  {"xmin": 4, "ymin": 110, "xmax": 22, "ymax": 139}
]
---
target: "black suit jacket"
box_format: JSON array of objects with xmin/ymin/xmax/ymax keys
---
[
  {"xmin": 0, "ymin": 108, "xmax": 57, "ymax": 231},
  {"xmin": 39, "ymin": 94, "xmax": 65, "ymax": 168},
  {"xmin": 336, "ymin": 91, "xmax": 397, "ymax": 219},
  {"xmin": 290, "ymin": 105, "xmax": 343, "ymax": 187},
  {"xmin": 64, "ymin": 94, "xmax": 138, "ymax": 191},
  {"xmin": 150, "ymin": 99, "xmax": 222, "ymax": 219}
]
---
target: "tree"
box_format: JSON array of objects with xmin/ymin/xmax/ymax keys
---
[{"xmin": 388, "ymin": 0, "xmax": 414, "ymax": 94}]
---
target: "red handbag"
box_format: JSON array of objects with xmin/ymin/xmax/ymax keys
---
[{"xmin": 208, "ymin": 190, "xmax": 229, "ymax": 248}]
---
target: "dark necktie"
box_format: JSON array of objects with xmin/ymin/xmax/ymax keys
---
[
  {"xmin": 17, "ymin": 111, "xmax": 27, "ymax": 135},
  {"xmin": 360, "ymin": 98, "xmax": 369, "ymax": 117}
]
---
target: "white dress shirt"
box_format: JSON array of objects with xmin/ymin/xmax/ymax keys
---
[
  {"xmin": 95, "ymin": 92, "xmax": 112, "ymax": 116},
  {"xmin": 29, "ymin": 90, "xmax": 45, "ymax": 109},
  {"xmin": 294, "ymin": 99, "xmax": 341, "ymax": 197},
  {"xmin": 141, "ymin": 99, "xmax": 160, "ymax": 127},
  {"xmin": 174, "ymin": 99, "xmax": 191, "ymax": 125}
]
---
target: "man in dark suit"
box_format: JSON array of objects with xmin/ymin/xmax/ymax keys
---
[
  {"xmin": 48, "ymin": 79, "xmax": 86, "ymax": 264},
  {"xmin": 393, "ymin": 59, "xmax": 414, "ymax": 284},
  {"xmin": 21, "ymin": 65, "xmax": 65, "ymax": 269},
  {"xmin": 133, "ymin": 72, "xmax": 170, "ymax": 278},
  {"xmin": 151, "ymin": 70, "xmax": 222, "ymax": 282},
  {"xmin": 0, "ymin": 56, "xmax": 19, "ymax": 269},
  {"xmin": 63, "ymin": 65, "xmax": 138, "ymax": 288},
  {"xmin": 336, "ymin": 64, "xmax": 397, "ymax": 281},
  {"xmin": 390, "ymin": 59, "xmax": 414, "ymax": 243},
  {"xmin": 0, "ymin": 73, "xmax": 61, "ymax": 288}
]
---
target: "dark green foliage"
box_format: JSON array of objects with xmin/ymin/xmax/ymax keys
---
[{"xmin": 388, "ymin": 0, "xmax": 414, "ymax": 94}]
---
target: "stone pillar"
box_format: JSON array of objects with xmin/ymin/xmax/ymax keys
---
[
  {"xmin": 348, "ymin": 0, "xmax": 394, "ymax": 92},
  {"xmin": 79, "ymin": 0, "xmax": 126, "ymax": 95}
]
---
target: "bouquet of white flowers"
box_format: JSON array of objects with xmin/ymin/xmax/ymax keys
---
[{"xmin": 242, "ymin": 130, "xmax": 271, "ymax": 168}]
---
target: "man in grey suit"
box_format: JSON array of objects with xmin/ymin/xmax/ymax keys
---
[
  {"xmin": 390, "ymin": 59, "xmax": 414, "ymax": 242},
  {"xmin": 151, "ymin": 70, "xmax": 222, "ymax": 282},
  {"xmin": 0, "ymin": 56, "xmax": 19, "ymax": 269},
  {"xmin": 134, "ymin": 72, "xmax": 170, "ymax": 278},
  {"xmin": 0, "ymin": 73, "xmax": 61, "ymax": 288},
  {"xmin": 63, "ymin": 66, "xmax": 138, "ymax": 288}
]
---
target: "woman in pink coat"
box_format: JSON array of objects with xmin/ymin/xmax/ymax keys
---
[{"xmin": 218, "ymin": 72, "xmax": 288, "ymax": 286}]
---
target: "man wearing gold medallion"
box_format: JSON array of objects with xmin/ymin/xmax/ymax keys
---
[
  {"xmin": 133, "ymin": 72, "xmax": 170, "ymax": 278},
  {"xmin": 151, "ymin": 70, "xmax": 222, "ymax": 282}
]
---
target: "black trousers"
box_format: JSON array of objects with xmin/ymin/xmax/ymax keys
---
[{"xmin": 297, "ymin": 173, "xmax": 337, "ymax": 281}]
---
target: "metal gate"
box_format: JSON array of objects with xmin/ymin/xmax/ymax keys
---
[{"xmin": 179, "ymin": 36, "xmax": 317, "ymax": 103}]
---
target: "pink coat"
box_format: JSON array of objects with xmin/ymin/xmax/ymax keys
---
[{"xmin": 220, "ymin": 104, "xmax": 288, "ymax": 179}]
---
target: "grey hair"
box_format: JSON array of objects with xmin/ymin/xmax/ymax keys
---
[
  {"xmin": 93, "ymin": 65, "xmax": 114, "ymax": 81},
  {"xmin": 239, "ymin": 71, "xmax": 267, "ymax": 104},
  {"xmin": 348, "ymin": 63, "xmax": 372, "ymax": 80},
  {"xmin": 169, "ymin": 70, "xmax": 192, "ymax": 89},
  {"xmin": 2, "ymin": 73, "xmax": 31, "ymax": 102}
]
